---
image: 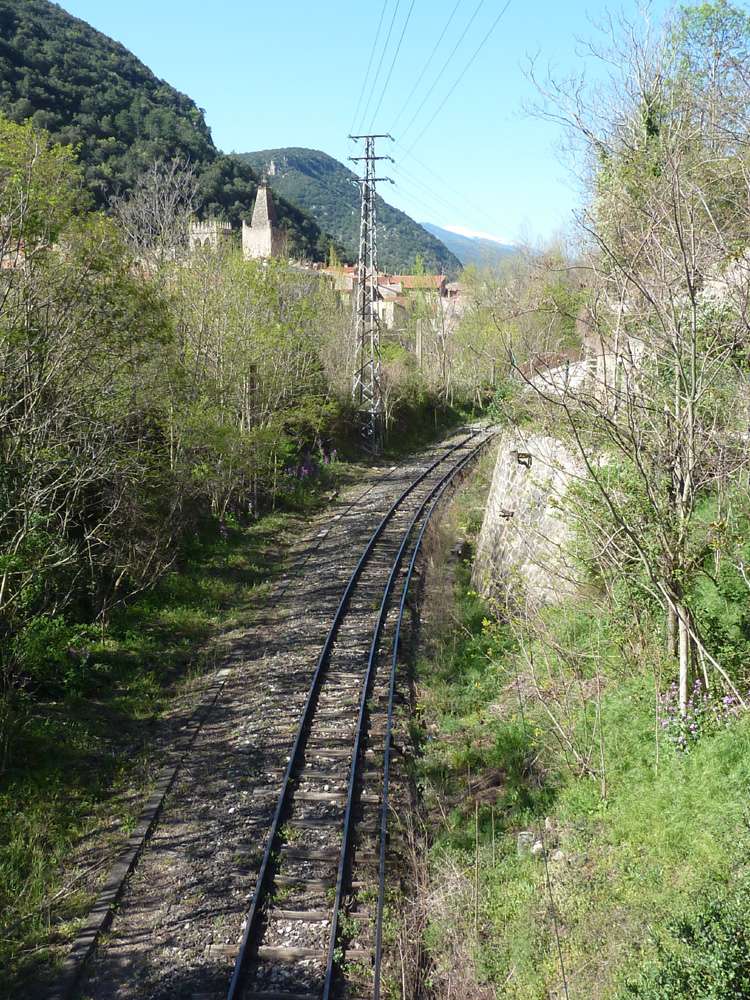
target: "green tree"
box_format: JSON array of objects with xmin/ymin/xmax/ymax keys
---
[{"xmin": 527, "ymin": 1, "xmax": 750, "ymax": 715}]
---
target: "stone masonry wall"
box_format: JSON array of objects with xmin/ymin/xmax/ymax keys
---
[{"xmin": 472, "ymin": 430, "xmax": 585, "ymax": 610}]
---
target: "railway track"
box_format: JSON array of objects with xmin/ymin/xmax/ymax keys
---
[
  {"xmin": 63, "ymin": 430, "xmax": 492, "ymax": 1000},
  {"xmin": 229, "ymin": 430, "xmax": 493, "ymax": 1000}
]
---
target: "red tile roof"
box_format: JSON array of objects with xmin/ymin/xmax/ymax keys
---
[{"xmin": 386, "ymin": 274, "xmax": 446, "ymax": 289}]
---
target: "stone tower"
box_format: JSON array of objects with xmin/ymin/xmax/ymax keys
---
[{"xmin": 242, "ymin": 181, "xmax": 284, "ymax": 260}]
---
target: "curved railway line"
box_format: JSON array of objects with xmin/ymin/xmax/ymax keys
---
[
  {"xmin": 62, "ymin": 430, "xmax": 494, "ymax": 1000},
  {"xmin": 230, "ymin": 430, "xmax": 493, "ymax": 1000}
]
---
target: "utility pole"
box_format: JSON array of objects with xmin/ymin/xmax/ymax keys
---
[{"xmin": 349, "ymin": 133, "xmax": 393, "ymax": 453}]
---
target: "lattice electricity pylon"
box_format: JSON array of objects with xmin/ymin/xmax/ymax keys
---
[{"xmin": 349, "ymin": 133, "xmax": 393, "ymax": 453}]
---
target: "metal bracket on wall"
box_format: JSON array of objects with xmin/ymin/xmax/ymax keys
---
[{"xmin": 511, "ymin": 450, "xmax": 533, "ymax": 469}]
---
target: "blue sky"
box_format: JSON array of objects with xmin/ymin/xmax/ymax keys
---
[{"xmin": 61, "ymin": 0, "xmax": 675, "ymax": 244}]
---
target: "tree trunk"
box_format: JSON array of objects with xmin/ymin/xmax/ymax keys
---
[
  {"xmin": 666, "ymin": 601, "xmax": 677, "ymax": 658},
  {"xmin": 678, "ymin": 604, "xmax": 690, "ymax": 718}
]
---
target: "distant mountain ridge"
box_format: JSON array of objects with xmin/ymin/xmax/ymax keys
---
[
  {"xmin": 238, "ymin": 148, "xmax": 461, "ymax": 274},
  {"xmin": 0, "ymin": 0, "xmax": 331, "ymax": 258},
  {"xmin": 421, "ymin": 223, "xmax": 517, "ymax": 269}
]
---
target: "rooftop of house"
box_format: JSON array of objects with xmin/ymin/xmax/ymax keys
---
[
  {"xmin": 321, "ymin": 267, "xmax": 448, "ymax": 294},
  {"xmin": 384, "ymin": 273, "xmax": 447, "ymax": 290}
]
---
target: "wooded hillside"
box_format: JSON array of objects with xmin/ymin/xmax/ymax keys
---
[
  {"xmin": 0, "ymin": 0, "xmax": 330, "ymax": 257},
  {"xmin": 240, "ymin": 147, "xmax": 461, "ymax": 273}
]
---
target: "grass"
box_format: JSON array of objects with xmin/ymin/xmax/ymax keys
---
[
  {"xmin": 0, "ymin": 504, "xmax": 315, "ymax": 996},
  {"xmin": 414, "ymin": 474, "xmax": 750, "ymax": 999},
  {"xmin": 461, "ymin": 670, "xmax": 750, "ymax": 999}
]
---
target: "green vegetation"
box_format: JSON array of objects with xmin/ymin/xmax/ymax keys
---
[
  {"xmin": 0, "ymin": 111, "xmax": 491, "ymax": 988},
  {"xmin": 0, "ymin": 512, "xmax": 301, "ymax": 994},
  {"xmin": 6, "ymin": 2, "xmax": 750, "ymax": 997},
  {"xmin": 412, "ymin": 4, "xmax": 750, "ymax": 997},
  {"xmin": 382, "ymin": 400, "xmax": 474, "ymax": 458},
  {"xmin": 239, "ymin": 147, "xmax": 461, "ymax": 273},
  {"xmin": 0, "ymin": 0, "xmax": 330, "ymax": 257},
  {"xmin": 416, "ymin": 476, "xmax": 750, "ymax": 1000},
  {"xmin": 0, "ymin": 115, "xmax": 352, "ymax": 988},
  {"xmin": 622, "ymin": 881, "xmax": 750, "ymax": 998},
  {"xmin": 0, "ymin": 117, "xmax": 348, "ymax": 724}
]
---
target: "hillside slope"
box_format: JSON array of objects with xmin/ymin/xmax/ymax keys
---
[
  {"xmin": 422, "ymin": 222, "xmax": 517, "ymax": 269},
  {"xmin": 0, "ymin": 0, "xmax": 329, "ymax": 257},
  {"xmin": 239, "ymin": 147, "xmax": 461, "ymax": 274}
]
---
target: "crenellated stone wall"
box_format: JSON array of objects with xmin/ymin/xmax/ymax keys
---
[{"xmin": 189, "ymin": 219, "xmax": 232, "ymax": 250}]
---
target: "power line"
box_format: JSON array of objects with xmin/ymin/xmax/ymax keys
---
[
  {"xmin": 349, "ymin": 0, "xmax": 390, "ymax": 135},
  {"xmin": 397, "ymin": 0, "xmax": 486, "ymax": 143},
  {"xmin": 405, "ymin": 0, "xmax": 514, "ymax": 154},
  {"xmin": 391, "ymin": 160, "xmax": 475, "ymax": 222},
  {"xmin": 360, "ymin": 0, "xmax": 402, "ymax": 132},
  {"xmin": 390, "ymin": 180, "xmax": 445, "ymax": 224},
  {"xmin": 390, "ymin": 178, "xmax": 467, "ymax": 232},
  {"xmin": 351, "ymin": 0, "xmax": 516, "ymax": 250},
  {"xmin": 368, "ymin": 0, "xmax": 417, "ymax": 131},
  {"xmin": 393, "ymin": 138, "xmax": 500, "ymax": 228},
  {"xmin": 391, "ymin": 168, "xmax": 500, "ymax": 242},
  {"xmin": 390, "ymin": 0, "xmax": 461, "ymax": 134}
]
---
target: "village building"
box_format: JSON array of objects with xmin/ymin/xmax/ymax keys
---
[
  {"xmin": 383, "ymin": 273, "xmax": 448, "ymax": 297},
  {"xmin": 321, "ymin": 267, "xmax": 451, "ymax": 330}
]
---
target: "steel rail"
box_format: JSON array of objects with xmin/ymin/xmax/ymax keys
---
[
  {"xmin": 371, "ymin": 430, "xmax": 495, "ymax": 998},
  {"xmin": 226, "ymin": 432, "xmax": 476, "ymax": 1000},
  {"xmin": 323, "ymin": 432, "xmax": 494, "ymax": 1000},
  {"xmin": 48, "ymin": 443, "xmax": 427, "ymax": 1000},
  {"xmin": 271, "ymin": 455, "xmax": 407, "ymax": 608}
]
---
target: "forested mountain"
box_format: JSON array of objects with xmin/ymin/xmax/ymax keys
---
[
  {"xmin": 422, "ymin": 222, "xmax": 517, "ymax": 269},
  {"xmin": 239, "ymin": 147, "xmax": 462, "ymax": 274},
  {"xmin": 6, "ymin": 2, "xmax": 750, "ymax": 997},
  {"xmin": 0, "ymin": 0, "xmax": 330, "ymax": 257}
]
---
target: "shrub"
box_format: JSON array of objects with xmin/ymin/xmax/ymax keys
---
[{"xmin": 620, "ymin": 881, "xmax": 750, "ymax": 999}]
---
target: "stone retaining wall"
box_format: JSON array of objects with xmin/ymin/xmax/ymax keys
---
[{"xmin": 472, "ymin": 430, "xmax": 584, "ymax": 610}]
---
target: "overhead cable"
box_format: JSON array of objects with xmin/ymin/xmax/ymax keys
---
[
  {"xmin": 393, "ymin": 139, "xmax": 499, "ymax": 227},
  {"xmin": 349, "ymin": 0, "xmax": 390, "ymax": 135},
  {"xmin": 397, "ymin": 0, "xmax": 486, "ymax": 143},
  {"xmin": 392, "ymin": 166, "xmax": 503, "ymax": 240},
  {"xmin": 390, "ymin": 180, "xmax": 447, "ymax": 222},
  {"xmin": 391, "ymin": 160, "xmax": 473, "ymax": 221},
  {"xmin": 390, "ymin": 0, "xmax": 461, "ymax": 134},
  {"xmin": 368, "ymin": 0, "xmax": 418, "ymax": 130},
  {"xmin": 360, "ymin": 0, "xmax": 402, "ymax": 131},
  {"xmin": 405, "ymin": 0, "xmax": 515, "ymax": 154}
]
